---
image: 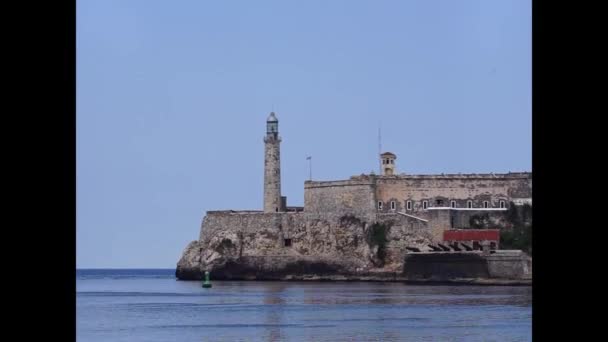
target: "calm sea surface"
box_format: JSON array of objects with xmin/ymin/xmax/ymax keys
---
[{"xmin": 76, "ymin": 269, "xmax": 531, "ymax": 341}]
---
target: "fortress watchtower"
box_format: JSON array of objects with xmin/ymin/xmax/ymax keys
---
[
  {"xmin": 264, "ymin": 112, "xmax": 282, "ymax": 212},
  {"xmin": 381, "ymin": 152, "xmax": 397, "ymax": 175}
]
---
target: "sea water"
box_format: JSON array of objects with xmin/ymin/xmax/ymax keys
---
[{"xmin": 77, "ymin": 269, "xmax": 531, "ymax": 341}]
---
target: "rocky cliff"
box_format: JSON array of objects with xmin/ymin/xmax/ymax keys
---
[{"xmin": 176, "ymin": 211, "xmax": 436, "ymax": 280}]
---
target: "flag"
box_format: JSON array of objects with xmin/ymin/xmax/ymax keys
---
[{"xmin": 306, "ymin": 156, "xmax": 311, "ymax": 160}]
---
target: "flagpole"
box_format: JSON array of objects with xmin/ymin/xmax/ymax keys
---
[{"xmin": 307, "ymin": 156, "xmax": 312, "ymax": 181}]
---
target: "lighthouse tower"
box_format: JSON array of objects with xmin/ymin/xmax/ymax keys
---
[{"xmin": 264, "ymin": 112, "xmax": 282, "ymax": 212}]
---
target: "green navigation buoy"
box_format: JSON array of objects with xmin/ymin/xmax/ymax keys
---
[{"xmin": 202, "ymin": 271, "xmax": 212, "ymax": 288}]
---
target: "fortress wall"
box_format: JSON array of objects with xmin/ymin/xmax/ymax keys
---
[
  {"xmin": 376, "ymin": 173, "xmax": 531, "ymax": 213},
  {"xmin": 486, "ymin": 251, "xmax": 532, "ymax": 279},
  {"xmin": 304, "ymin": 179, "xmax": 377, "ymax": 221},
  {"xmin": 403, "ymin": 252, "xmax": 491, "ymax": 280},
  {"xmin": 402, "ymin": 250, "xmax": 531, "ymax": 281},
  {"xmin": 198, "ymin": 211, "xmax": 308, "ymax": 256},
  {"xmin": 424, "ymin": 209, "xmax": 452, "ymax": 241}
]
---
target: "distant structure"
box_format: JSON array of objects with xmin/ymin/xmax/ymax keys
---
[
  {"xmin": 176, "ymin": 113, "xmax": 532, "ymax": 281},
  {"xmin": 380, "ymin": 152, "xmax": 397, "ymax": 175}
]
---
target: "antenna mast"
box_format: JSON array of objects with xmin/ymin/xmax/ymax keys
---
[{"xmin": 378, "ymin": 122, "xmax": 382, "ymax": 174}]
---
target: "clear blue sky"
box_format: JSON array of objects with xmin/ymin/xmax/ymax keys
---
[{"xmin": 77, "ymin": 0, "xmax": 531, "ymax": 268}]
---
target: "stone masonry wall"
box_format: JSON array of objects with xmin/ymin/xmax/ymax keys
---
[
  {"xmin": 263, "ymin": 135, "xmax": 281, "ymax": 213},
  {"xmin": 304, "ymin": 177, "xmax": 377, "ymax": 222},
  {"xmin": 402, "ymin": 250, "xmax": 532, "ymax": 281},
  {"xmin": 375, "ymin": 173, "xmax": 531, "ymax": 214}
]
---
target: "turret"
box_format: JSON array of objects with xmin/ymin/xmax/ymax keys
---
[{"xmin": 381, "ymin": 152, "xmax": 397, "ymax": 175}]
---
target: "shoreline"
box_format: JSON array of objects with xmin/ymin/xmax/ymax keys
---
[{"xmin": 175, "ymin": 274, "xmax": 532, "ymax": 286}]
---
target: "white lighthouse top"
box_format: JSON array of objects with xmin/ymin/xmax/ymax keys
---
[{"xmin": 267, "ymin": 112, "xmax": 278, "ymax": 122}]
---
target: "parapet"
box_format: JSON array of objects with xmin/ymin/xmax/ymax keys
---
[
  {"xmin": 206, "ymin": 210, "xmax": 264, "ymax": 215},
  {"xmin": 375, "ymin": 172, "xmax": 531, "ymax": 180},
  {"xmin": 310, "ymin": 172, "xmax": 531, "ymax": 185},
  {"xmin": 304, "ymin": 178, "xmax": 376, "ymax": 188}
]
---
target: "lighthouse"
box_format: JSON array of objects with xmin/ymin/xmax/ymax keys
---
[{"xmin": 263, "ymin": 112, "xmax": 282, "ymax": 212}]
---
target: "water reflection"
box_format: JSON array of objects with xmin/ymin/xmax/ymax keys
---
[
  {"xmin": 262, "ymin": 282, "xmax": 287, "ymax": 342},
  {"xmin": 368, "ymin": 284, "xmax": 400, "ymax": 305}
]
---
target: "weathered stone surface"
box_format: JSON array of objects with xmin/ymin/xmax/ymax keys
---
[
  {"xmin": 487, "ymin": 250, "xmax": 532, "ymax": 279},
  {"xmin": 175, "ymin": 211, "xmax": 435, "ymax": 280},
  {"xmin": 372, "ymin": 172, "xmax": 531, "ymax": 213},
  {"xmin": 402, "ymin": 251, "xmax": 532, "ymax": 282},
  {"xmin": 176, "ymin": 240, "xmax": 204, "ymax": 280},
  {"xmin": 263, "ymin": 133, "xmax": 281, "ymax": 213}
]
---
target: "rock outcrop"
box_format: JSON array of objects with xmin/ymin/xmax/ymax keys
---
[{"xmin": 176, "ymin": 211, "xmax": 435, "ymax": 280}]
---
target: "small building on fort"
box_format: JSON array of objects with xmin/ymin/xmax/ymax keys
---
[{"xmin": 176, "ymin": 113, "xmax": 532, "ymax": 281}]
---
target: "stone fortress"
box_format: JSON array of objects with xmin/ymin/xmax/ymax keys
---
[{"xmin": 176, "ymin": 113, "xmax": 532, "ymax": 281}]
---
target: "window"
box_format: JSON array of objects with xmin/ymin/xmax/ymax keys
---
[
  {"xmin": 484, "ymin": 201, "xmax": 489, "ymax": 208},
  {"xmin": 390, "ymin": 201, "xmax": 396, "ymax": 210},
  {"xmin": 451, "ymin": 200, "xmax": 456, "ymax": 208},
  {"xmin": 436, "ymin": 199, "xmax": 443, "ymax": 206},
  {"xmin": 467, "ymin": 200, "xmax": 473, "ymax": 208},
  {"xmin": 407, "ymin": 200, "xmax": 412, "ymax": 210},
  {"xmin": 473, "ymin": 241, "xmax": 481, "ymax": 250},
  {"xmin": 500, "ymin": 200, "xmax": 505, "ymax": 208},
  {"xmin": 284, "ymin": 238, "xmax": 292, "ymax": 247},
  {"xmin": 422, "ymin": 201, "xmax": 428, "ymax": 210},
  {"xmin": 378, "ymin": 201, "xmax": 383, "ymax": 210}
]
